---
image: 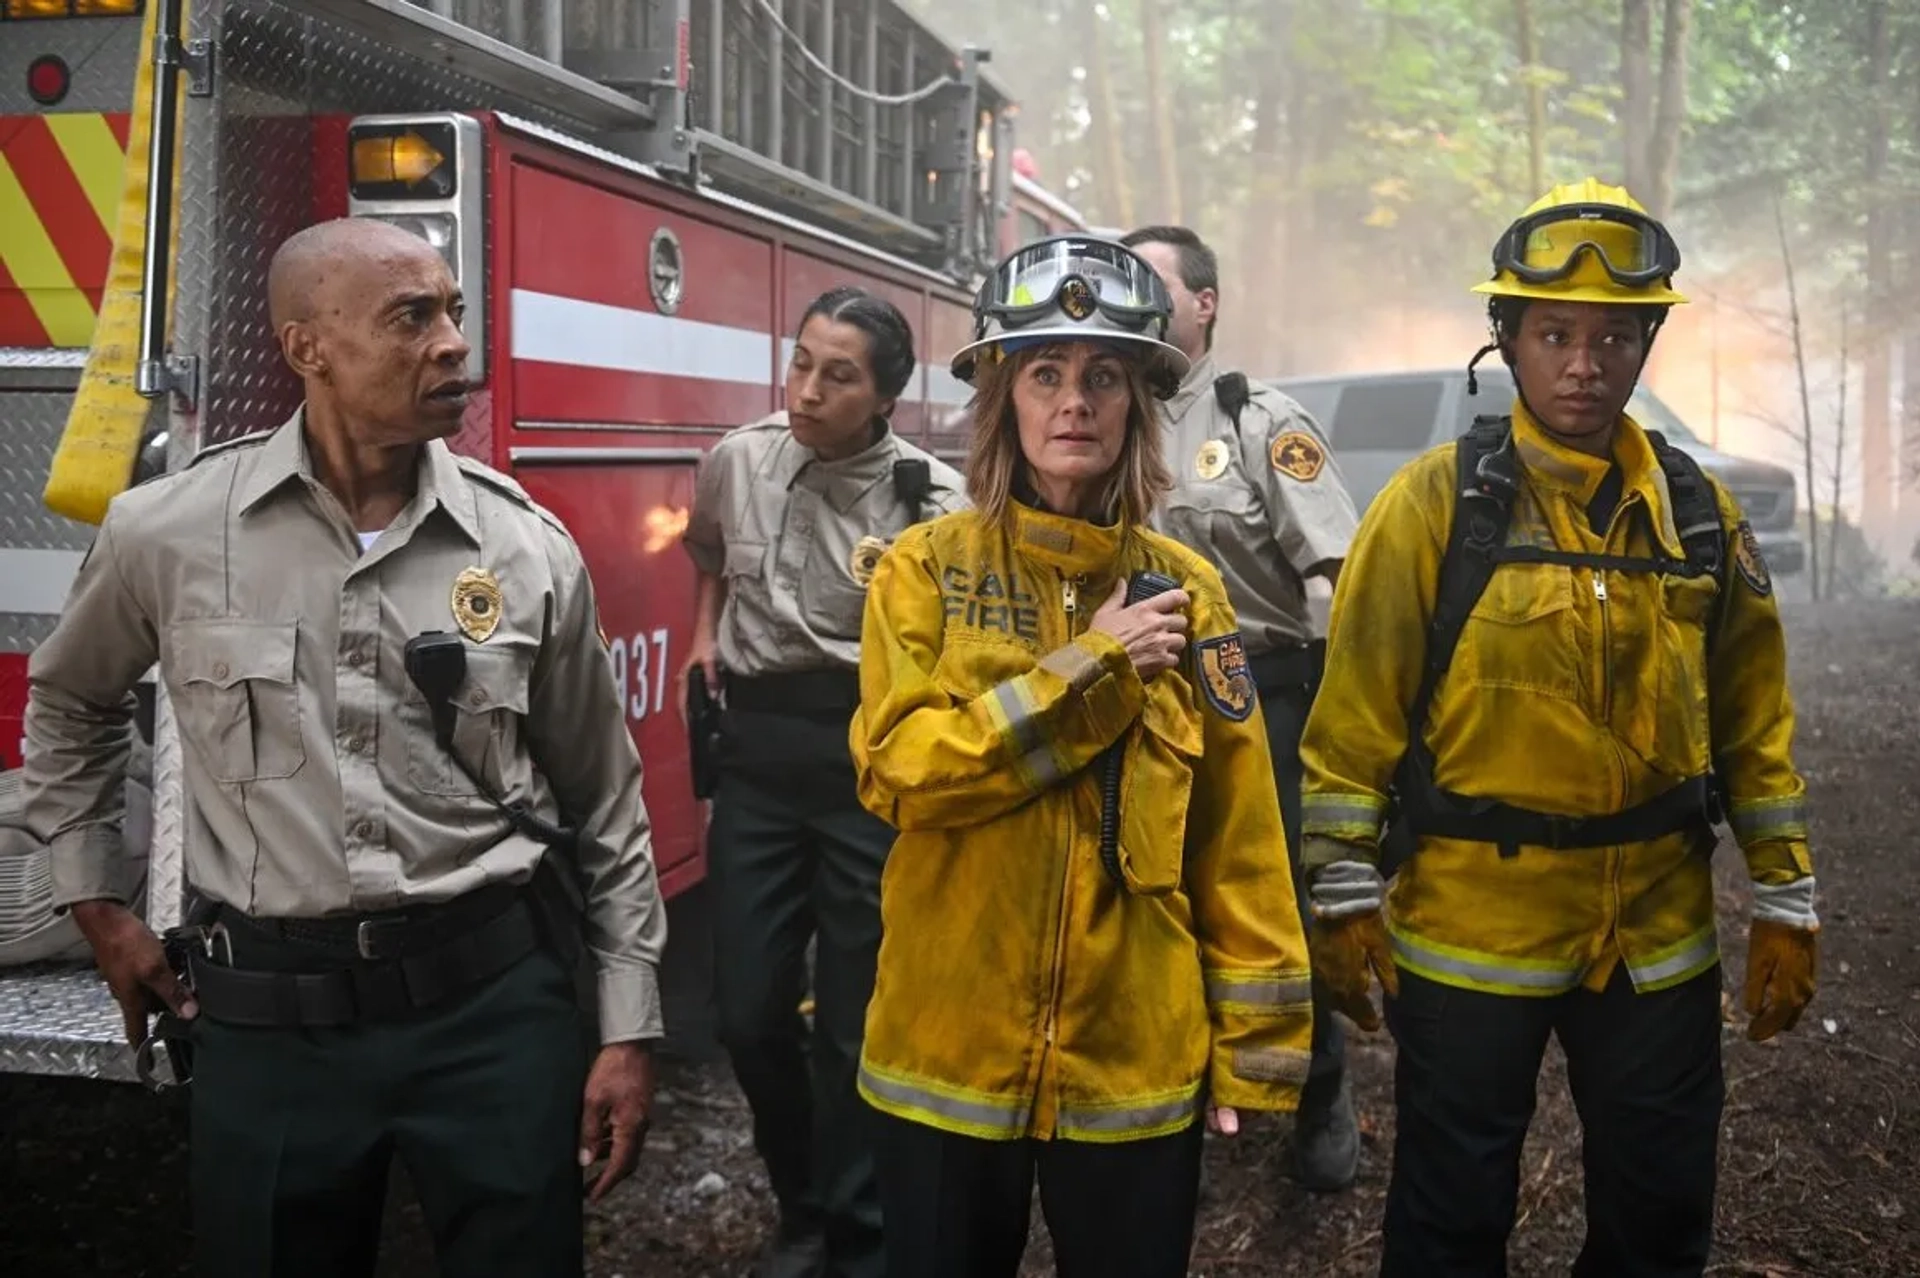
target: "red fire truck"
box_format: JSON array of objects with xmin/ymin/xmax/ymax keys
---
[{"xmin": 0, "ymin": 0, "xmax": 1085, "ymax": 1081}]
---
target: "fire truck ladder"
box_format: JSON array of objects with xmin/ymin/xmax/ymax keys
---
[{"xmin": 309, "ymin": 0, "xmax": 1012, "ymax": 280}]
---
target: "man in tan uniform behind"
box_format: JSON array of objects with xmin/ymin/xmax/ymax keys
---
[
  {"xmin": 24, "ymin": 218, "xmax": 663, "ymax": 1277},
  {"xmin": 1123, "ymin": 224, "xmax": 1364, "ymax": 1193}
]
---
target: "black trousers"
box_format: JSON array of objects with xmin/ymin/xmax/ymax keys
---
[
  {"xmin": 872, "ymin": 1111, "xmax": 1205, "ymax": 1278},
  {"xmin": 1259, "ymin": 683, "xmax": 1347, "ymax": 1115},
  {"xmin": 710, "ymin": 707, "xmax": 895, "ymax": 1277},
  {"xmin": 189, "ymin": 948, "xmax": 587, "ymax": 1278},
  {"xmin": 1382, "ymin": 965, "xmax": 1725, "ymax": 1278}
]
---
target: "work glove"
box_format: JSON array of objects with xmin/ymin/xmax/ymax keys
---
[
  {"xmin": 1745, "ymin": 877, "xmax": 1819, "ymax": 1042},
  {"xmin": 1306, "ymin": 860, "xmax": 1399, "ymax": 1032}
]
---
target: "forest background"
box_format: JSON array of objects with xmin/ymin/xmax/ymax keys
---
[{"xmin": 909, "ymin": 0, "xmax": 1920, "ymax": 592}]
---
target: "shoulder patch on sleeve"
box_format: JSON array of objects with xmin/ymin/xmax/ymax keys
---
[
  {"xmin": 1732, "ymin": 520, "xmax": 1772, "ymax": 597},
  {"xmin": 1270, "ymin": 430, "xmax": 1326, "ymax": 482},
  {"xmin": 1192, "ymin": 632, "xmax": 1256, "ymax": 721}
]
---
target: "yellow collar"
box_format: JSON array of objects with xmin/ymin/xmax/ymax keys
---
[
  {"xmin": 1510, "ymin": 399, "xmax": 1683, "ymax": 553},
  {"xmin": 1009, "ymin": 500, "xmax": 1128, "ymax": 577}
]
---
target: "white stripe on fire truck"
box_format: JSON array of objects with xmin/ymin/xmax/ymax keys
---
[
  {"xmin": 513, "ymin": 290, "xmax": 975, "ymax": 407},
  {"xmin": 512, "ymin": 290, "xmax": 777, "ymax": 386},
  {"xmin": 0, "ymin": 548, "xmax": 85, "ymax": 616}
]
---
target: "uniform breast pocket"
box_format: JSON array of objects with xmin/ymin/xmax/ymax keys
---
[
  {"xmin": 723, "ymin": 539, "xmax": 767, "ymax": 584},
  {"xmin": 1118, "ymin": 688, "xmax": 1204, "ymax": 897},
  {"xmin": 406, "ymin": 644, "xmax": 535, "ymax": 797},
  {"xmin": 1460, "ymin": 563, "xmax": 1584, "ymax": 702},
  {"xmin": 802, "ymin": 562, "xmax": 872, "ymax": 641},
  {"xmin": 1652, "ymin": 575, "xmax": 1717, "ymax": 773},
  {"xmin": 167, "ymin": 621, "xmax": 305, "ymax": 783}
]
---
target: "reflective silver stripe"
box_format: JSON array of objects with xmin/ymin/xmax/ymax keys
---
[
  {"xmin": 1058, "ymin": 1088, "xmax": 1202, "ymax": 1137},
  {"xmin": 1626, "ymin": 928, "xmax": 1720, "ymax": 990},
  {"xmin": 858, "ymin": 1063, "xmax": 1032, "ymax": 1135},
  {"xmin": 1388, "ymin": 929, "xmax": 1582, "ymax": 992},
  {"xmin": 1729, "ymin": 796, "xmax": 1809, "ymax": 845},
  {"xmin": 989, "ymin": 680, "xmax": 1062, "ymax": 789},
  {"xmin": 1205, "ymin": 974, "xmax": 1312, "ymax": 1007},
  {"xmin": 1302, "ymin": 793, "xmax": 1387, "ymax": 838},
  {"xmin": 1039, "ymin": 642, "xmax": 1104, "ymax": 694}
]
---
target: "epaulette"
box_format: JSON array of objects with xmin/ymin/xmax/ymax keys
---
[
  {"xmin": 453, "ymin": 453, "xmax": 571, "ymax": 537},
  {"xmin": 452, "ymin": 451, "xmax": 533, "ymax": 505},
  {"xmin": 184, "ymin": 428, "xmax": 274, "ymax": 469}
]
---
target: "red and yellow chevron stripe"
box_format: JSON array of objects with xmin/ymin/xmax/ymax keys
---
[{"xmin": 0, "ymin": 111, "xmax": 132, "ymax": 347}]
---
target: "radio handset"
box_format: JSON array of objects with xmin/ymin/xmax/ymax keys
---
[
  {"xmin": 1095, "ymin": 572, "xmax": 1185, "ymax": 890},
  {"xmin": 404, "ymin": 631, "xmax": 574, "ymax": 850}
]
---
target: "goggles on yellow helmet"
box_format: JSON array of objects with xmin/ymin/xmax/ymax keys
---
[
  {"xmin": 977, "ymin": 235, "xmax": 1175, "ymax": 338},
  {"xmin": 1490, "ymin": 202, "xmax": 1681, "ymax": 290}
]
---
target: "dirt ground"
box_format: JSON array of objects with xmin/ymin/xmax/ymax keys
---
[{"xmin": 2, "ymin": 597, "xmax": 1915, "ymax": 1277}]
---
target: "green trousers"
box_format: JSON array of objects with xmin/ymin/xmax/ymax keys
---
[
  {"xmin": 710, "ymin": 706, "xmax": 894, "ymax": 1278},
  {"xmin": 189, "ymin": 948, "xmax": 587, "ymax": 1277}
]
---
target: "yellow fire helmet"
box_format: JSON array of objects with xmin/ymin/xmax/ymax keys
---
[{"xmin": 1473, "ymin": 178, "xmax": 1689, "ymax": 307}]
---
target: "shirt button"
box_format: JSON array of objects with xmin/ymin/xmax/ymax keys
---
[
  {"xmin": 352, "ymin": 820, "xmax": 373, "ymax": 840},
  {"xmin": 212, "ymin": 661, "xmax": 230, "ymax": 680},
  {"xmin": 347, "ymin": 736, "xmax": 365, "ymax": 754},
  {"xmin": 468, "ymin": 689, "xmax": 486, "ymax": 708},
  {"xmin": 347, "ymin": 650, "xmax": 365, "ymax": 668}
]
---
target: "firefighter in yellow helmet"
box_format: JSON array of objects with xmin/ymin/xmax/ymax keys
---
[
  {"xmin": 1297, "ymin": 179, "xmax": 1819, "ymax": 1276},
  {"xmin": 849, "ymin": 235, "xmax": 1313, "ymax": 1276}
]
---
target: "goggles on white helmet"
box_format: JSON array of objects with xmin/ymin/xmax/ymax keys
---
[{"xmin": 949, "ymin": 235, "xmax": 1190, "ymax": 399}]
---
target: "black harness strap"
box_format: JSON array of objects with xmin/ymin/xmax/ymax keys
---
[{"xmin": 1391, "ymin": 416, "xmax": 1730, "ymax": 860}]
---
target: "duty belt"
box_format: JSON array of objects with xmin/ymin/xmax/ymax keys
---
[
  {"xmin": 181, "ymin": 882, "xmax": 538, "ymax": 1029},
  {"xmin": 1249, "ymin": 640, "xmax": 1326, "ymax": 703},
  {"xmin": 727, "ymin": 669, "xmax": 862, "ymax": 715}
]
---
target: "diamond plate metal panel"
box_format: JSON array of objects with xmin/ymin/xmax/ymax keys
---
[
  {"xmin": 0, "ymin": 16, "xmax": 144, "ymax": 116},
  {"xmin": 0, "ymin": 965, "xmax": 138, "ymax": 1083},
  {"xmin": 0, "ymin": 394, "xmax": 97, "ymax": 554},
  {"xmin": 148, "ymin": 681, "xmax": 185, "ymax": 934}
]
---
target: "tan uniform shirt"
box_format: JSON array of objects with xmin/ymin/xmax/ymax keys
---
[
  {"xmin": 683, "ymin": 413, "xmax": 967, "ymax": 677},
  {"xmin": 23, "ymin": 411, "xmax": 667, "ymax": 1044},
  {"xmin": 1153, "ymin": 352, "xmax": 1360, "ymax": 652}
]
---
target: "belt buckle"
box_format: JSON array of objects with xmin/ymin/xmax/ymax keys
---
[
  {"xmin": 356, "ymin": 917, "xmax": 406, "ymax": 961},
  {"xmin": 1542, "ymin": 815, "xmax": 1573, "ymax": 850}
]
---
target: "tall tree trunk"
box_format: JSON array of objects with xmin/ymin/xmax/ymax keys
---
[
  {"xmin": 1902, "ymin": 213, "xmax": 1920, "ymax": 522},
  {"xmin": 1137, "ymin": 0, "xmax": 1182, "ymax": 223},
  {"xmin": 1645, "ymin": 0, "xmax": 1692, "ymax": 218},
  {"xmin": 1832, "ymin": 302, "xmax": 1848, "ymax": 594},
  {"xmin": 1237, "ymin": 1, "xmax": 1291, "ymax": 371},
  {"xmin": 1775, "ymin": 195, "xmax": 1820, "ymax": 603},
  {"xmin": 1514, "ymin": 0, "xmax": 1547, "ymax": 194},
  {"xmin": 1620, "ymin": 0, "xmax": 1654, "ymax": 195},
  {"xmin": 1903, "ymin": 27, "xmax": 1920, "ymax": 524},
  {"xmin": 1083, "ymin": 1, "xmax": 1135, "ymax": 228},
  {"xmin": 1861, "ymin": 0, "xmax": 1893, "ymax": 543}
]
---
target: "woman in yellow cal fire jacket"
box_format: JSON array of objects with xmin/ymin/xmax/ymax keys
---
[
  {"xmin": 1298, "ymin": 180, "xmax": 1820, "ymax": 1277},
  {"xmin": 849, "ymin": 236, "xmax": 1314, "ymax": 1277}
]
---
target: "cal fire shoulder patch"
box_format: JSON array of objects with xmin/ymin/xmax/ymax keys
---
[
  {"xmin": 1270, "ymin": 430, "xmax": 1325, "ymax": 482},
  {"xmin": 1193, "ymin": 632, "xmax": 1256, "ymax": 721},
  {"xmin": 1733, "ymin": 520, "xmax": 1772, "ymax": 597}
]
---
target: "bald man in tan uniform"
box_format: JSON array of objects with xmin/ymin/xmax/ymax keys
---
[{"xmin": 24, "ymin": 218, "xmax": 661, "ymax": 1277}]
